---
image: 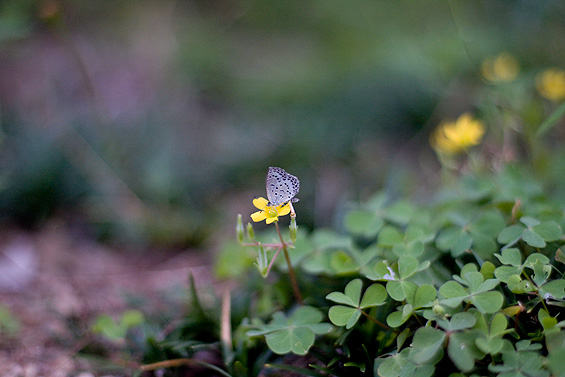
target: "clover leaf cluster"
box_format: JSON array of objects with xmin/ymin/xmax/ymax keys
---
[{"xmin": 145, "ymin": 166, "xmax": 565, "ymax": 377}]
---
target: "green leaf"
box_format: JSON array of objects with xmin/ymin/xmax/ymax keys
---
[
  {"xmin": 439, "ymin": 281, "xmax": 468, "ymax": 299},
  {"xmin": 378, "ymin": 225, "xmax": 404, "ymax": 247},
  {"xmin": 120, "ymin": 309, "xmax": 144, "ymax": 328},
  {"xmin": 524, "ymin": 253, "xmax": 550, "ymax": 267},
  {"xmin": 369, "ymin": 260, "xmax": 394, "ymax": 281},
  {"xmin": 383, "ymin": 201, "xmax": 415, "ymax": 225},
  {"xmin": 392, "ymin": 240, "xmax": 424, "ymax": 258},
  {"xmin": 474, "ymin": 278, "xmax": 500, "ymax": 294},
  {"xmin": 490, "ymin": 313, "xmax": 509, "ymax": 336},
  {"xmin": 247, "ymin": 306, "xmax": 332, "ymax": 355},
  {"xmin": 494, "ymin": 265, "xmax": 522, "ymax": 282},
  {"xmin": 547, "ymin": 348, "xmax": 565, "ymax": 377},
  {"xmin": 412, "ymin": 285, "xmax": 437, "ymax": 308},
  {"xmin": 436, "ymin": 227, "xmax": 461, "ymax": 251},
  {"xmin": 0, "ymin": 305, "xmax": 20, "ymax": 334},
  {"xmin": 522, "ymin": 229, "xmax": 546, "ymax": 248},
  {"xmin": 326, "ymin": 291, "xmax": 356, "ymax": 306},
  {"xmin": 386, "ymin": 304, "xmax": 414, "ymax": 328},
  {"xmin": 265, "ymin": 326, "xmax": 313, "ymax": 355},
  {"xmin": 539, "ymin": 280, "xmax": 565, "ymax": 300},
  {"xmin": 516, "ymin": 339, "xmax": 542, "ymax": 351},
  {"xmin": 448, "ymin": 312, "xmax": 476, "ymax": 331},
  {"xmin": 416, "ymin": 260, "xmax": 431, "ymax": 273},
  {"xmin": 469, "ymin": 211, "xmax": 506, "ymax": 237},
  {"xmin": 436, "ymin": 227, "xmax": 473, "ymax": 257},
  {"xmin": 360, "ymin": 284, "xmax": 387, "ymax": 308},
  {"xmin": 409, "ymin": 327, "xmax": 446, "ymax": 364},
  {"xmin": 489, "ymin": 350, "xmax": 549, "ymax": 377},
  {"xmin": 386, "ymin": 310, "xmax": 405, "ymax": 328},
  {"xmin": 345, "ymin": 210, "xmax": 383, "ymax": 238},
  {"xmin": 470, "ymin": 232, "xmax": 498, "ymax": 259},
  {"xmin": 215, "ymin": 241, "xmax": 255, "ymax": 279},
  {"xmin": 387, "ymin": 280, "xmax": 418, "ymax": 301},
  {"xmin": 448, "ymin": 331, "xmax": 482, "ymax": 372},
  {"xmin": 507, "ymin": 274, "xmax": 535, "ymax": 294},
  {"xmin": 472, "ymin": 291, "xmax": 504, "ymax": 313},
  {"xmin": 377, "ymin": 349, "xmax": 410, "ymax": 377},
  {"xmin": 344, "ymin": 278, "xmax": 362, "ymax": 304},
  {"xmin": 476, "ymin": 337, "xmax": 504, "ymax": 355},
  {"xmin": 328, "ymin": 306, "xmax": 361, "ymax": 329},
  {"xmin": 92, "ymin": 315, "xmax": 125, "ymax": 340},
  {"xmin": 498, "ymin": 224, "xmax": 525, "ymax": 245},
  {"xmin": 398, "ymin": 255, "xmax": 419, "ymax": 279},
  {"xmin": 495, "ymin": 248, "xmax": 522, "ymax": 266},
  {"xmin": 474, "ymin": 313, "xmax": 507, "ymax": 355},
  {"xmin": 530, "ymin": 258, "xmax": 550, "ymax": 287},
  {"xmin": 327, "ymin": 280, "xmax": 386, "ymax": 329},
  {"xmin": 520, "ymin": 216, "xmax": 541, "ymax": 228},
  {"xmin": 329, "ymin": 250, "xmax": 360, "ymax": 274},
  {"xmin": 463, "ymin": 271, "xmax": 484, "ymax": 292},
  {"xmin": 533, "ymin": 221, "xmax": 562, "ymax": 241}
]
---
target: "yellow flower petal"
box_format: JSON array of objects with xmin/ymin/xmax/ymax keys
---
[
  {"xmin": 481, "ymin": 52, "xmax": 519, "ymax": 83},
  {"xmin": 277, "ymin": 203, "xmax": 291, "ymax": 216},
  {"xmin": 253, "ymin": 197, "xmax": 269, "ymax": 210},
  {"xmin": 431, "ymin": 113, "xmax": 485, "ymax": 155},
  {"xmin": 536, "ymin": 68, "xmax": 565, "ymax": 101},
  {"xmin": 251, "ymin": 211, "xmax": 267, "ymax": 222},
  {"xmin": 250, "ymin": 197, "xmax": 294, "ymax": 224},
  {"xmin": 265, "ymin": 217, "xmax": 278, "ymax": 224}
]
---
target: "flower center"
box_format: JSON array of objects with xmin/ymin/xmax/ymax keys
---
[{"xmin": 264, "ymin": 206, "xmax": 279, "ymax": 218}]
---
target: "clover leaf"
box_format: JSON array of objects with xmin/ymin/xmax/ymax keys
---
[
  {"xmin": 247, "ymin": 306, "xmax": 332, "ymax": 355},
  {"xmin": 498, "ymin": 217, "xmax": 562, "ymax": 248},
  {"xmin": 409, "ymin": 327, "xmax": 446, "ymax": 365},
  {"xmin": 386, "ymin": 255, "xmax": 430, "ymax": 301},
  {"xmin": 475, "ymin": 312, "xmax": 509, "ymax": 355},
  {"xmin": 326, "ymin": 279, "xmax": 387, "ymax": 329},
  {"xmin": 377, "ymin": 348, "xmax": 436, "ymax": 377},
  {"xmin": 436, "ymin": 210, "xmax": 505, "ymax": 259},
  {"xmin": 439, "ymin": 264, "xmax": 502, "ymax": 313},
  {"xmin": 344, "ymin": 210, "xmax": 384, "ymax": 238},
  {"xmin": 448, "ymin": 331, "xmax": 484, "ymax": 372},
  {"xmin": 489, "ymin": 348, "xmax": 549, "ymax": 377},
  {"xmin": 376, "ymin": 222, "xmax": 434, "ymax": 259},
  {"xmin": 387, "ymin": 284, "xmax": 437, "ymax": 328}
]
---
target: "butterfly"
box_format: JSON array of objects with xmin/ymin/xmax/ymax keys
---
[{"xmin": 265, "ymin": 167, "xmax": 300, "ymax": 206}]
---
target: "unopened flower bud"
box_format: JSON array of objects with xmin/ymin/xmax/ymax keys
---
[
  {"xmin": 246, "ymin": 222, "xmax": 255, "ymax": 240},
  {"xmin": 432, "ymin": 304, "xmax": 445, "ymax": 317},
  {"xmin": 236, "ymin": 214, "xmax": 244, "ymax": 243},
  {"xmin": 255, "ymin": 243, "xmax": 268, "ymax": 277},
  {"xmin": 289, "ymin": 217, "xmax": 298, "ymax": 243}
]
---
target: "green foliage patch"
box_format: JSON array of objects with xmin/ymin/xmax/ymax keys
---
[{"xmin": 136, "ymin": 161, "xmax": 565, "ymax": 376}]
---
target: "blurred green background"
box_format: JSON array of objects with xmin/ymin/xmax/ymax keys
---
[{"xmin": 1, "ymin": 0, "xmax": 564, "ymax": 248}]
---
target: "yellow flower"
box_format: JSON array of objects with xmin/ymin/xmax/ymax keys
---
[
  {"xmin": 536, "ymin": 68, "xmax": 565, "ymax": 101},
  {"xmin": 481, "ymin": 52, "xmax": 519, "ymax": 83},
  {"xmin": 250, "ymin": 197, "xmax": 291, "ymax": 224},
  {"xmin": 431, "ymin": 113, "xmax": 485, "ymax": 155}
]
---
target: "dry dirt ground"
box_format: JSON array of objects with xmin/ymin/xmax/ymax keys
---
[{"xmin": 0, "ymin": 222, "xmax": 216, "ymax": 376}]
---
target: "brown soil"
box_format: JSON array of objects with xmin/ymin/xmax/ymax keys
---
[{"xmin": 0, "ymin": 222, "xmax": 215, "ymax": 376}]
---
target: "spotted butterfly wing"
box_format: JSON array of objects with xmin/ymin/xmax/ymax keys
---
[{"xmin": 266, "ymin": 167, "xmax": 300, "ymax": 206}]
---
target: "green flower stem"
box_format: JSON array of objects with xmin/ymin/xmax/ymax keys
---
[
  {"xmin": 241, "ymin": 242, "xmax": 282, "ymax": 248},
  {"xmin": 275, "ymin": 221, "xmax": 303, "ymax": 304},
  {"xmin": 361, "ymin": 309, "xmax": 391, "ymax": 330},
  {"xmin": 266, "ymin": 247, "xmax": 283, "ymax": 276}
]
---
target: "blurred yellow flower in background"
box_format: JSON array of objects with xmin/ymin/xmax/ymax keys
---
[
  {"xmin": 250, "ymin": 197, "xmax": 291, "ymax": 224},
  {"xmin": 431, "ymin": 113, "xmax": 486, "ymax": 155},
  {"xmin": 481, "ymin": 52, "xmax": 519, "ymax": 83},
  {"xmin": 536, "ymin": 68, "xmax": 565, "ymax": 101}
]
